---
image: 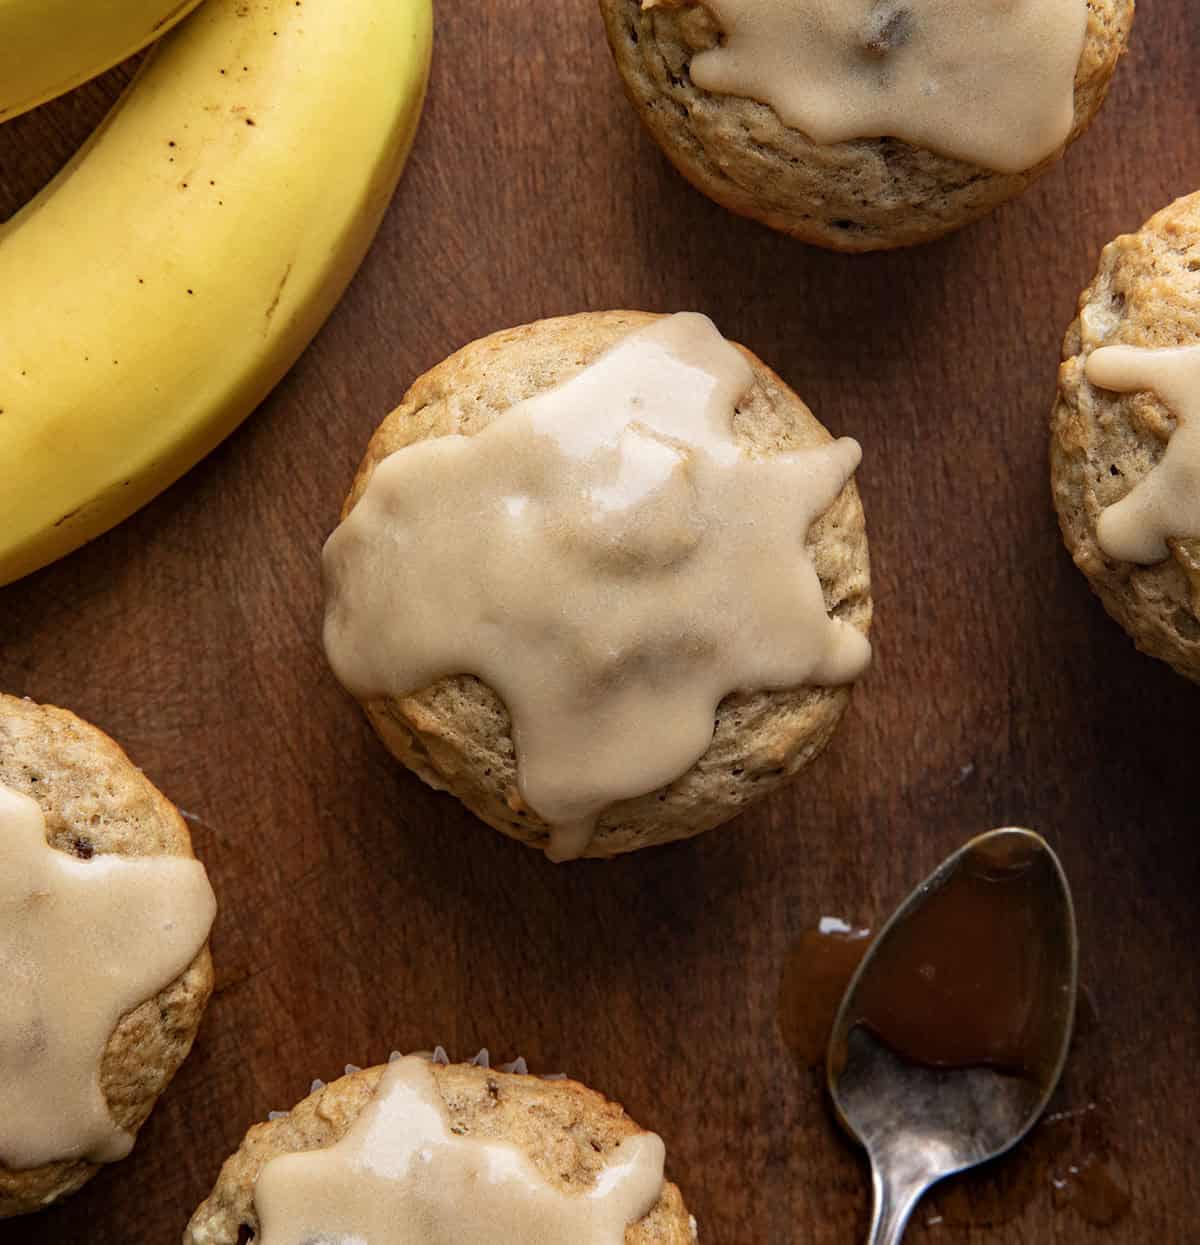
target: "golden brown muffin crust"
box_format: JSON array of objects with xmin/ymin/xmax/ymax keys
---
[
  {"xmin": 184, "ymin": 1060, "xmax": 696, "ymax": 1245},
  {"xmin": 599, "ymin": 0, "xmax": 1133, "ymax": 251},
  {"xmin": 334, "ymin": 310, "xmax": 872, "ymax": 856},
  {"xmin": 0, "ymin": 694, "xmax": 214, "ymax": 1217},
  {"xmin": 1051, "ymin": 191, "xmax": 1200, "ymax": 682}
]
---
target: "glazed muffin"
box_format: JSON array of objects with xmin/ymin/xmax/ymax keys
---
[
  {"xmin": 323, "ymin": 310, "xmax": 872, "ymax": 859},
  {"xmin": 600, "ymin": 0, "xmax": 1133, "ymax": 251},
  {"xmin": 1051, "ymin": 192, "xmax": 1200, "ymax": 682},
  {"xmin": 0, "ymin": 694, "xmax": 216, "ymax": 1217},
  {"xmin": 185, "ymin": 1055, "xmax": 696, "ymax": 1244}
]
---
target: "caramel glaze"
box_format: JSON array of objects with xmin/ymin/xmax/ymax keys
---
[
  {"xmin": 253, "ymin": 1056, "xmax": 665, "ymax": 1243},
  {"xmin": 1086, "ymin": 344, "xmax": 1200, "ymax": 563},
  {"xmin": 690, "ymin": 0, "xmax": 1087, "ymax": 174}
]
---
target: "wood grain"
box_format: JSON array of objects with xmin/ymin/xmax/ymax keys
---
[{"xmin": 0, "ymin": 3, "xmax": 1197, "ymax": 1242}]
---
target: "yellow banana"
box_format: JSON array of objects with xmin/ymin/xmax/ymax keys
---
[
  {"xmin": 0, "ymin": 0, "xmax": 204, "ymax": 122},
  {"xmin": 0, "ymin": 0, "xmax": 432, "ymax": 586}
]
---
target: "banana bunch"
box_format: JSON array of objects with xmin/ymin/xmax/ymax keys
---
[
  {"xmin": 0, "ymin": 0, "xmax": 204, "ymax": 122},
  {"xmin": 0, "ymin": 0, "xmax": 433, "ymax": 586}
]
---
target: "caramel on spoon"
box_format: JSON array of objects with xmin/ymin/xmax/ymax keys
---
[{"xmin": 827, "ymin": 828, "xmax": 1078, "ymax": 1245}]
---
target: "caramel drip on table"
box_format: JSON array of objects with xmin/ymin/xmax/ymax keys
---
[
  {"xmin": 778, "ymin": 917, "xmax": 873, "ymax": 1068},
  {"xmin": 1086, "ymin": 345, "xmax": 1200, "ymax": 564},
  {"xmin": 323, "ymin": 313, "xmax": 869, "ymax": 860},
  {"xmin": 682, "ymin": 0, "xmax": 1087, "ymax": 174},
  {"xmin": 0, "ymin": 782, "xmax": 215, "ymax": 1169},
  {"xmin": 254, "ymin": 1056, "xmax": 666, "ymax": 1244}
]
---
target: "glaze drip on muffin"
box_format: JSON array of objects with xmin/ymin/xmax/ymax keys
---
[
  {"xmin": 1086, "ymin": 345, "xmax": 1200, "ymax": 563},
  {"xmin": 253, "ymin": 1056, "xmax": 665, "ymax": 1243},
  {"xmin": 322, "ymin": 313, "xmax": 870, "ymax": 860},
  {"xmin": 682, "ymin": 0, "xmax": 1087, "ymax": 173},
  {"xmin": 0, "ymin": 782, "xmax": 215, "ymax": 1169}
]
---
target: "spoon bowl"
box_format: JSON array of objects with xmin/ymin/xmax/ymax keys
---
[{"xmin": 827, "ymin": 828, "xmax": 1077, "ymax": 1245}]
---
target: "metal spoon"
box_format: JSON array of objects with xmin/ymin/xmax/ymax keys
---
[{"xmin": 827, "ymin": 828, "xmax": 1077, "ymax": 1245}]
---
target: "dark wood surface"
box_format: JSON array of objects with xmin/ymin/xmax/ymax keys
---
[{"xmin": 1, "ymin": 4, "xmax": 1197, "ymax": 1243}]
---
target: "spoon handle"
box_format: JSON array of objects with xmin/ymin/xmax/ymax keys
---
[{"xmin": 866, "ymin": 1163, "xmax": 925, "ymax": 1245}]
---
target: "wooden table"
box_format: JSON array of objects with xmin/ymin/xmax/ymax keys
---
[{"xmin": 1, "ymin": 4, "xmax": 1197, "ymax": 1242}]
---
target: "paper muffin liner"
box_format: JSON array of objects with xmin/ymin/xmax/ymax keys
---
[{"xmin": 265, "ymin": 1048, "xmax": 563, "ymax": 1121}]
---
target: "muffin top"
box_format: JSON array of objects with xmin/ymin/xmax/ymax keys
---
[
  {"xmin": 601, "ymin": 0, "xmax": 1133, "ymax": 249},
  {"xmin": 323, "ymin": 311, "xmax": 872, "ymax": 858},
  {"xmin": 185, "ymin": 1057, "xmax": 696, "ymax": 1245},
  {"xmin": 0, "ymin": 694, "xmax": 216, "ymax": 1217},
  {"xmin": 1051, "ymin": 191, "xmax": 1200, "ymax": 681},
  {"xmin": 685, "ymin": 0, "xmax": 1087, "ymax": 173}
]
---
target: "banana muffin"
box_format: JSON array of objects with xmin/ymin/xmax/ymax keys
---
[
  {"xmin": 322, "ymin": 310, "xmax": 872, "ymax": 859},
  {"xmin": 1051, "ymin": 191, "xmax": 1200, "ymax": 682},
  {"xmin": 184, "ymin": 1055, "xmax": 696, "ymax": 1244},
  {"xmin": 600, "ymin": 0, "xmax": 1133, "ymax": 250},
  {"xmin": 0, "ymin": 694, "xmax": 216, "ymax": 1217}
]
